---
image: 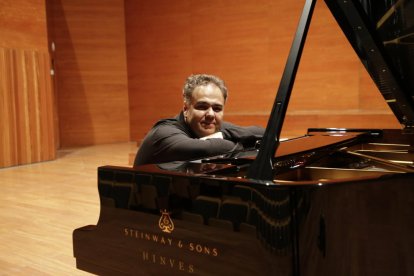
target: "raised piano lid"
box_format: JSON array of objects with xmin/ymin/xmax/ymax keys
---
[
  {"xmin": 325, "ymin": 0, "xmax": 414, "ymax": 127},
  {"xmin": 249, "ymin": 0, "xmax": 414, "ymax": 181}
]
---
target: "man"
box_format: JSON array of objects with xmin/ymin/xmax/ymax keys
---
[{"xmin": 134, "ymin": 74, "xmax": 265, "ymax": 166}]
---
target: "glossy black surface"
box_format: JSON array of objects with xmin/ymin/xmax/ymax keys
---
[
  {"xmin": 325, "ymin": 0, "xmax": 414, "ymax": 126},
  {"xmin": 73, "ymin": 130, "xmax": 414, "ymax": 275},
  {"xmin": 366, "ymin": 0, "xmax": 414, "ymax": 96}
]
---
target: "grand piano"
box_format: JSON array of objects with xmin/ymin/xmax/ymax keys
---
[{"xmin": 73, "ymin": 0, "xmax": 414, "ymax": 275}]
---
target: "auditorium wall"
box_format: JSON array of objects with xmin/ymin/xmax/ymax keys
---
[
  {"xmin": 125, "ymin": 0, "xmax": 400, "ymax": 141},
  {"xmin": 0, "ymin": 0, "xmax": 56, "ymax": 168},
  {"xmin": 1, "ymin": 0, "xmax": 402, "ymax": 169},
  {"xmin": 48, "ymin": 0, "xmax": 130, "ymax": 147}
]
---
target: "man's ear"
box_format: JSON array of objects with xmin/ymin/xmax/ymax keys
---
[{"xmin": 183, "ymin": 101, "xmax": 188, "ymax": 114}]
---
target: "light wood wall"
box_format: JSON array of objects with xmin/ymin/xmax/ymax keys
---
[
  {"xmin": 0, "ymin": 0, "xmax": 56, "ymax": 168},
  {"xmin": 48, "ymin": 0, "xmax": 130, "ymax": 147},
  {"xmin": 125, "ymin": 0, "xmax": 400, "ymax": 141},
  {"xmin": 1, "ymin": 0, "xmax": 403, "ymax": 169}
]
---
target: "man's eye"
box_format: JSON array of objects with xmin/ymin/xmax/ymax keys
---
[
  {"xmin": 194, "ymin": 103, "xmax": 223, "ymax": 112},
  {"xmin": 195, "ymin": 104, "xmax": 209, "ymax": 110}
]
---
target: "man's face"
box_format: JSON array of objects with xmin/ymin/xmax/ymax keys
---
[{"xmin": 183, "ymin": 84, "xmax": 225, "ymax": 138}]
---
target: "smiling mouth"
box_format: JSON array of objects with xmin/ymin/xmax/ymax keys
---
[{"xmin": 201, "ymin": 122, "xmax": 215, "ymax": 128}]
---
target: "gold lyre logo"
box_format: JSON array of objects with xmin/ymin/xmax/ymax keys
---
[{"xmin": 159, "ymin": 209, "xmax": 174, "ymax": 233}]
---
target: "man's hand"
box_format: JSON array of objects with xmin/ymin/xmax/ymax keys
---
[{"xmin": 199, "ymin": 131, "xmax": 224, "ymax": 140}]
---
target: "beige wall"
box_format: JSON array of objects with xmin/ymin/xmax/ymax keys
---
[
  {"xmin": 125, "ymin": 0, "xmax": 400, "ymax": 140},
  {"xmin": 0, "ymin": 0, "xmax": 56, "ymax": 168}
]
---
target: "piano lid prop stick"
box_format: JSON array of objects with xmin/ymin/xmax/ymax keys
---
[{"xmin": 247, "ymin": 0, "xmax": 317, "ymax": 181}]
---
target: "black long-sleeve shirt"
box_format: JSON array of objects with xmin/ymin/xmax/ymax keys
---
[{"xmin": 133, "ymin": 112, "xmax": 264, "ymax": 166}]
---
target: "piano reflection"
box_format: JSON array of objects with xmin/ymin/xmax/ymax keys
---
[{"xmin": 73, "ymin": 0, "xmax": 414, "ymax": 275}]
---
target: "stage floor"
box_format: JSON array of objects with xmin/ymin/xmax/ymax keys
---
[{"xmin": 0, "ymin": 142, "xmax": 136, "ymax": 275}]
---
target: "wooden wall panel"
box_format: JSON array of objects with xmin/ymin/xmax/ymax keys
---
[
  {"xmin": 49, "ymin": 0, "xmax": 130, "ymax": 147},
  {"xmin": 0, "ymin": 48, "xmax": 56, "ymax": 168},
  {"xmin": 126, "ymin": 0, "xmax": 400, "ymax": 142},
  {"xmin": 125, "ymin": 0, "xmax": 192, "ymax": 139},
  {"xmin": 0, "ymin": 0, "xmax": 48, "ymax": 50},
  {"xmin": 0, "ymin": 0, "xmax": 56, "ymax": 168}
]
